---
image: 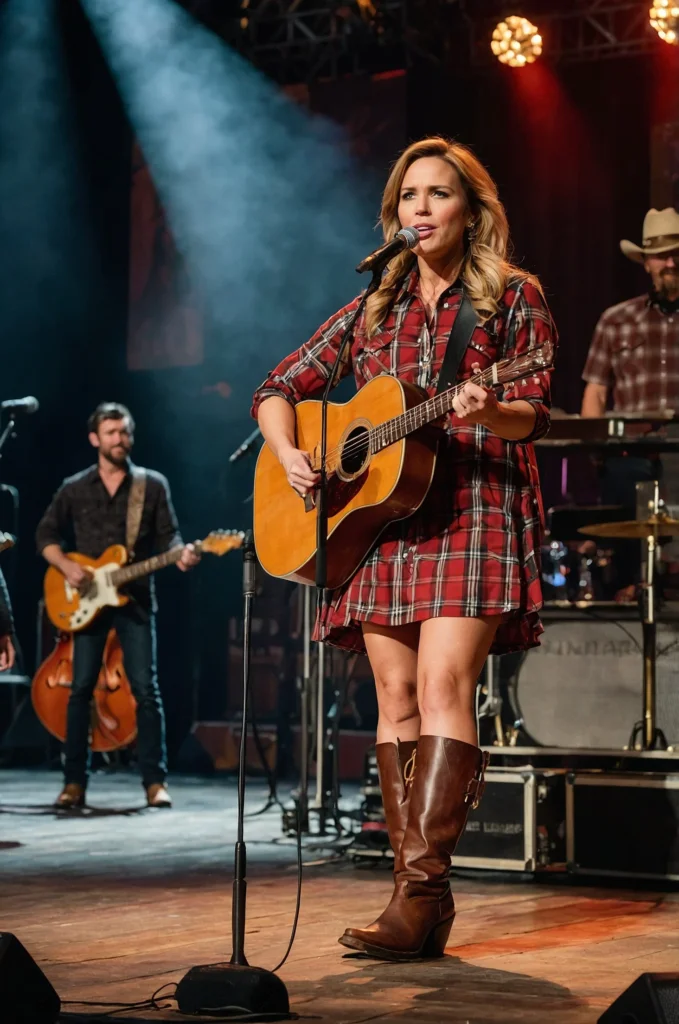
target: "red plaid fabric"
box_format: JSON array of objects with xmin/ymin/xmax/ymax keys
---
[
  {"xmin": 582, "ymin": 295, "xmax": 679, "ymax": 412},
  {"xmin": 252, "ymin": 272, "xmax": 557, "ymax": 655}
]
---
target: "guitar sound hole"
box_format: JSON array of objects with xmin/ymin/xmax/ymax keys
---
[{"xmin": 340, "ymin": 426, "xmax": 370, "ymax": 476}]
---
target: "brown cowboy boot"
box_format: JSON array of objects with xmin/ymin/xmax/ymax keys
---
[
  {"xmin": 146, "ymin": 783, "xmax": 172, "ymax": 808},
  {"xmin": 377, "ymin": 739, "xmax": 418, "ymax": 874},
  {"xmin": 54, "ymin": 783, "xmax": 86, "ymax": 809},
  {"xmin": 339, "ymin": 735, "xmax": 488, "ymax": 961}
]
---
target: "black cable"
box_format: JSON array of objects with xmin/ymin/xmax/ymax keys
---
[
  {"xmin": 271, "ymin": 800, "xmax": 304, "ymax": 973},
  {"xmin": 62, "ymin": 1002, "xmax": 155, "ymax": 1009},
  {"xmin": 60, "ymin": 982, "xmax": 176, "ymax": 1018},
  {"xmin": 151, "ymin": 982, "xmax": 178, "ymax": 1008},
  {"xmin": 185, "ymin": 1008, "xmax": 300, "ymax": 1021},
  {"xmin": 60, "ymin": 1002, "xmax": 158, "ymax": 1019}
]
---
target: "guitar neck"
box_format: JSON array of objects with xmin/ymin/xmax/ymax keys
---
[
  {"xmin": 370, "ymin": 363, "xmax": 500, "ymax": 453},
  {"xmin": 111, "ymin": 546, "xmax": 185, "ymax": 587}
]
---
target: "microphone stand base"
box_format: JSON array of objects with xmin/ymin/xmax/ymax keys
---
[{"xmin": 176, "ymin": 962, "xmax": 290, "ymax": 1018}]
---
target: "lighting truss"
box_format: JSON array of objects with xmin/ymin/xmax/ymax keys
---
[
  {"xmin": 182, "ymin": 0, "xmax": 661, "ymax": 82},
  {"xmin": 184, "ymin": 0, "xmax": 409, "ymax": 83},
  {"xmin": 469, "ymin": 1, "xmax": 660, "ymax": 65}
]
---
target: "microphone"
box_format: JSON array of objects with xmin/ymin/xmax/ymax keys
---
[
  {"xmin": 355, "ymin": 226, "xmax": 420, "ymax": 274},
  {"xmin": 1, "ymin": 396, "xmax": 39, "ymax": 415},
  {"xmin": 228, "ymin": 426, "xmax": 262, "ymax": 463}
]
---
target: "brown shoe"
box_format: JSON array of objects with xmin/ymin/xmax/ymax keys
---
[
  {"xmin": 146, "ymin": 783, "xmax": 172, "ymax": 808},
  {"xmin": 54, "ymin": 783, "xmax": 86, "ymax": 809},
  {"xmin": 339, "ymin": 735, "xmax": 488, "ymax": 961}
]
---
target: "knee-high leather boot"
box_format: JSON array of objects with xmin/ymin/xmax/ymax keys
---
[
  {"xmin": 376, "ymin": 739, "xmax": 418, "ymax": 873},
  {"xmin": 339, "ymin": 735, "xmax": 488, "ymax": 961}
]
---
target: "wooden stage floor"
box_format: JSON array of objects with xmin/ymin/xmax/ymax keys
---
[{"xmin": 2, "ymin": 769, "xmax": 679, "ymax": 1023}]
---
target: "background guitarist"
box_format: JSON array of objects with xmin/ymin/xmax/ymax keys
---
[
  {"xmin": 36, "ymin": 402, "xmax": 200, "ymax": 809},
  {"xmin": 253, "ymin": 137, "xmax": 557, "ymax": 961}
]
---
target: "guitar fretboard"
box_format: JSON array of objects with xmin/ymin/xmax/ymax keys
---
[
  {"xmin": 111, "ymin": 546, "xmax": 185, "ymax": 586},
  {"xmin": 369, "ymin": 365, "xmax": 498, "ymax": 454}
]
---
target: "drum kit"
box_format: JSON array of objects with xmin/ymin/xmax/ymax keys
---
[{"xmin": 479, "ymin": 412, "xmax": 679, "ymax": 754}]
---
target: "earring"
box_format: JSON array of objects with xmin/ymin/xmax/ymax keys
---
[{"xmin": 467, "ymin": 220, "xmax": 477, "ymax": 241}]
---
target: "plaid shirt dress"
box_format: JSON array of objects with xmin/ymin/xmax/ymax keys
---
[{"xmin": 252, "ymin": 271, "xmax": 557, "ymax": 655}]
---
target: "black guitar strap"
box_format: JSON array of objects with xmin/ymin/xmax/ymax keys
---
[{"xmin": 435, "ymin": 291, "xmax": 479, "ymax": 394}]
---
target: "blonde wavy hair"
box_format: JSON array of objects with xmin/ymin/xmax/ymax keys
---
[{"xmin": 365, "ymin": 137, "xmax": 534, "ymax": 337}]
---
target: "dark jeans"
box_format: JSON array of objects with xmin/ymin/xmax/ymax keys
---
[{"xmin": 64, "ymin": 604, "xmax": 167, "ymax": 788}]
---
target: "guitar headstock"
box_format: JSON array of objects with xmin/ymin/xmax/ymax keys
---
[
  {"xmin": 199, "ymin": 529, "xmax": 245, "ymax": 556},
  {"xmin": 492, "ymin": 341, "xmax": 554, "ymax": 387},
  {"xmin": 0, "ymin": 532, "xmax": 16, "ymax": 556}
]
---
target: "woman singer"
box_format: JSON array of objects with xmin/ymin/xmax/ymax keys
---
[{"xmin": 252, "ymin": 137, "xmax": 557, "ymax": 961}]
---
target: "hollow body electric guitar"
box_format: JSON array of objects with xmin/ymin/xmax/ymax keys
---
[
  {"xmin": 44, "ymin": 530, "xmax": 244, "ymax": 632},
  {"xmin": 254, "ymin": 345, "xmax": 552, "ymax": 589}
]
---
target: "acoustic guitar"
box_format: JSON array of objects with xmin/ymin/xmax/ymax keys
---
[
  {"xmin": 44, "ymin": 530, "xmax": 244, "ymax": 631},
  {"xmin": 253, "ymin": 345, "xmax": 552, "ymax": 589}
]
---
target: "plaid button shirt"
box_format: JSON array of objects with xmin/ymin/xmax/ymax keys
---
[
  {"xmin": 252, "ymin": 272, "xmax": 557, "ymax": 655},
  {"xmin": 582, "ymin": 294, "xmax": 679, "ymax": 412}
]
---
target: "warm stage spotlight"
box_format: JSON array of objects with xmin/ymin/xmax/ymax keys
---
[
  {"xmin": 491, "ymin": 15, "xmax": 542, "ymax": 67},
  {"xmin": 649, "ymin": 0, "xmax": 679, "ymax": 44}
]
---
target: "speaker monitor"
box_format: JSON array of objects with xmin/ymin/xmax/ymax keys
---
[
  {"xmin": 0, "ymin": 933, "xmax": 60, "ymax": 1024},
  {"xmin": 598, "ymin": 973, "xmax": 679, "ymax": 1024}
]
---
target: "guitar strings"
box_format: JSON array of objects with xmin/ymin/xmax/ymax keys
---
[
  {"xmin": 311, "ymin": 367, "xmax": 495, "ymax": 472},
  {"xmin": 256, "ymin": 347, "xmax": 546, "ymax": 480},
  {"xmin": 317, "ymin": 349, "xmax": 545, "ymax": 470}
]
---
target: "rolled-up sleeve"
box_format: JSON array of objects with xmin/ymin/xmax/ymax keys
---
[
  {"xmin": 36, "ymin": 484, "xmax": 71, "ymax": 554},
  {"xmin": 251, "ymin": 296, "xmax": 362, "ymax": 419},
  {"xmin": 501, "ymin": 279, "xmax": 558, "ymax": 444}
]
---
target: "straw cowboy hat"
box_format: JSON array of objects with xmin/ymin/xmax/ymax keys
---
[{"xmin": 620, "ymin": 207, "xmax": 679, "ymax": 263}]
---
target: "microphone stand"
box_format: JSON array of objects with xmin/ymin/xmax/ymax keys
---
[
  {"xmin": 312, "ymin": 266, "xmax": 382, "ymax": 829},
  {"xmin": 229, "ymin": 426, "xmax": 262, "ymax": 464},
  {"xmin": 0, "ymin": 414, "xmax": 21, "ymax": 593},
  {"xmin": 176, "ymin": 531, "xmax": 290, "ymax": 1018},
  {"xmin": 0, "ymin": 414, "xmax": 17, "ymax": 459}
]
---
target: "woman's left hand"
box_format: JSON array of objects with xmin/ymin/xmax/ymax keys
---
[{"xmin": 451, "ymin": 363, "xmax": 499, "ymax": 428}]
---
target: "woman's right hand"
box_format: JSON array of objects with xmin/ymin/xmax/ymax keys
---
[{"xmin": 279, "ymin": 446, "xmax": 321, "ymax": 497}]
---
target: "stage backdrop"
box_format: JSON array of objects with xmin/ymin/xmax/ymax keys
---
[{"xmin": 128, "ymin": 141, "xmax": 203, "ymax": 371}]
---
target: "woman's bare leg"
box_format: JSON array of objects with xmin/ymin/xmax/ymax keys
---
[
  {"xmin": 416, "ymin": 615, "xmax": 501, "ymax": 745},
  {"xmin": 362, "ymin": 622, "xmax": 421, "ymax": 744}
]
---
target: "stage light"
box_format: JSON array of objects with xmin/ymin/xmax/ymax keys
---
[
  {"xmin": 491, "ymin": 16, "xmax": 542, "ymax": 67},
  {"xmin": 649, "ymin": 1, "xmax": 679, "ymax": 44}
]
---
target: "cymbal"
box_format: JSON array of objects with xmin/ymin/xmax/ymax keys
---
[{"xmin": 578, "ymin": 515, "xmax": 679, "ymax": 539}]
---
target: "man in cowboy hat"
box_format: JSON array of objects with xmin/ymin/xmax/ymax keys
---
[
  {"xmin": 581, "ymin": 208, "xmax": 679, "ymax": 595},
  {"xmin": 582, "ymin": 207, "xmax": 679, "ymax": 421}
]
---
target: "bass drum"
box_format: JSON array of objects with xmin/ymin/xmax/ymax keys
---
[{"xmin": 504, "ymin": 619, "xmax": 679, "ymax": 749}]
